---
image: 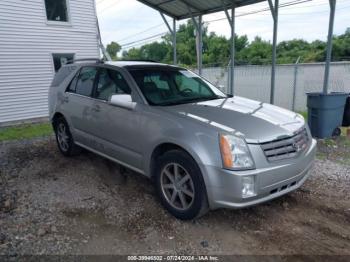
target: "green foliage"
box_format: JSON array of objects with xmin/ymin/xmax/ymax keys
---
[
  {"xmin": 237, "ymin": 37, "xmax": 272, "ymax": 65},
  {"xmin": 123, "ymin": 42, "xmax": 170, "ymax": 62},
  {"xmin": 106, "ymin": 41, "xmax": 121, "ymax": 60},
  {"xmin": 298, "ymin": 111, "xmax": 308, "ymax": 119},
  {"xmin": 108, "ymin": 24, "xmax": 350, "ymax": 66},
  {"xmin": 0, "ymin": 123, "xmax": 53, "ymax": 141}
]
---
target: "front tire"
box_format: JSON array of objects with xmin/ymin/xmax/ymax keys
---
[
  {"xmin": 155, "ymin": 150, "xmax": 208, "ymax": 220},
  {"xmin": 54, "ymin": 117, "xmax": 81, "ymax": 157}
]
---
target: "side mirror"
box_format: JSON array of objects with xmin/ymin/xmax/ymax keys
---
[{"xmin": 109, "ymin": 94, "xmax": 136, "ymax": 110}]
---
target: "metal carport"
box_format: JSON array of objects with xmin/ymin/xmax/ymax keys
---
[{"xmin": 117, "ymin": 0, "xmax": 338, "ymax": 104}]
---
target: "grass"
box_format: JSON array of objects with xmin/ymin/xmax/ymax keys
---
[
  {"xmin": 0, "ymin": 122, "xmax": 53, "ymax": 142},
  {"xmin": 298, "ymin": 111, "xmax": 308, "ymax": 120}
]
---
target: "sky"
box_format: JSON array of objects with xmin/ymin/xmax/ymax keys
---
[{"xmin": 96, "ymin": 0, "xmax": 350, "ymax": 52}]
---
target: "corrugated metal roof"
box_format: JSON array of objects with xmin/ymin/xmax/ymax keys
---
[{"xmin": 137, "ymin": 0, "xmax": 266, "ymax": 20}]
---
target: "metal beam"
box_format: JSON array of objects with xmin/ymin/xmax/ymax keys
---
[
  {"xmin": 136, "ymin": 0, "xmax": 267, "ymax": 21},
  {"xmin": 173, "ymin": 18, "xmax": 177, "ymax": 64},
  {"xmin": 267, "ymin": 0, "xmax": 275, "ymax": 19},
  {"xmin": 268, "ymin": 0, "xmax": 279, "ymax": 104},
  {"xmin": 160, "ymin": 12, "xmax": 173, "ymax": 34},
  {"xmin": 185, "ymin": 5, "xmax": 202, "ymax": 74},
  {"xmin": 323, "ymin": 0, "xmax": 336, "ymax": 94},
  {"xmin": 223, "ymin": 0, "xmax": 232, "ymax": 25},
  {"xmin": 197, "ymin": 15, "xmax": 203, "ymax": 75},
  {"xmin": 187, "ymin": 5, "xmax": 200, "ymax": 31},
  {"xmin": 225, "ymin": 4, "xmax": 236, "ymax": 95},
  {"xmin": 292, "ymin": 56, "xmax": 301, "ymax": 111},
  {"xmin": 176, "ymin": 0, "xmax": 266, "ymax": 20},
  {"xmin": 160, "ymin": 12, "xmax": 177, "ymax": 65},
  {"xmin": 96, "ymin": 16, "xmax": 111, "ymax": 61}
]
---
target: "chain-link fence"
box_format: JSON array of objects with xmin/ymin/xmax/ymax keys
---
[{"xmin": 197, "ymin": 61, "xmax": 350, "ymax": 112}]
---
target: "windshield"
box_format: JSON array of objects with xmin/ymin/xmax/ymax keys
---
[{"xmin": 128, "ymin": 68, "xmax": 227, "ymax": 106}]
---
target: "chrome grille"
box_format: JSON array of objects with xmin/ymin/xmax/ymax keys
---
[{"xmin": 261, "ymin": 128, "xmax": 309, "ymax": 162}]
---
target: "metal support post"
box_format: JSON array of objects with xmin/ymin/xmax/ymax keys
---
[
  {"xmin": 160, "ymin": 12, "xmax": 177, "ymax": 65},
  {"xmin": 230, "ymin": 7, "xmax": 235, "ymax": 95},
  {"xmin": 223, "ymin": 1, "xmax": 235, "ymax": 95},
  {"xmin": 292, "ymin": 56, "xmax": 301, "ymax": 111},
  {"xmin": 323, "ymin": 0, "xmax": 336, "ymax": 94},
  {"xmin": 187, "ymin": 5, "xmax": 203, "ymax": 75},
  {"xmin": 96, "ymin": 17, "xmax": 111, "ymax": 61},
  {"xmin": 197, "ymin": 15, "xmax": 203, "ymax": 75},
  {"xmin": 173, "ymin": 18, "xmax": 177, "ymax": 65},
  {"xmin": 268, "ymin": 0, "xmax": 279, "ymax": 104}
]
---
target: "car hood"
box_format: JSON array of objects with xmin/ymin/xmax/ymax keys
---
[{"xmin": 161, "ymin": 96, "xmax": 306, "ymax": 143}]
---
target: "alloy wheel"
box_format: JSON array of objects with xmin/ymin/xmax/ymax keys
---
[
  {"xmin": 160, "ymin": 163, "xmax": 195, "ymax": 211},
  {"xmin": 57, "ymin": 122, "xmax": 69, "ymax": 152}
]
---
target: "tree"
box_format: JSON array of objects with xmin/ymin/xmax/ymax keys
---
[
  {"xmin": 123, "ymin": 47, "xmax": 142, "ymax": 60},
  {"xmin": 121, "ymin": 21, "xmax": 350, "ymax": 66},
  {"xmin": 332, "ymin": 30, "xmax": 350, "ymax": 61},
  {"xmin": 106, "ymin": 42, "xmax": 121, "ymax": 60},
  {"xmin": 237, "ymin": 37, "xmax": 272, "ymax": 65},
  {"xmin": 277, "ymin": 39, "xmax": 310, "ymax": 64}
]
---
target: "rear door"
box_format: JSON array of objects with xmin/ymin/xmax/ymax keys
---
[{"xmin": 63, "ymin": 66, "xmax": 98, "ymax": 147}]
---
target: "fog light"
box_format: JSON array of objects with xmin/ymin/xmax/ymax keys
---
[{"xmin": 242, "ymin": 176, "xmax": 256, "ymax": 198}]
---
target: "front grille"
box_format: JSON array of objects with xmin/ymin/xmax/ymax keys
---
[{"xmin": 261, "ymin": 128, "xmax": 309, "ymax": 162}]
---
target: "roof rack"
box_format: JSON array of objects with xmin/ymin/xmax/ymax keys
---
[
  {"xmin": 66, "ymin": 58, "xmax": 104, "ymax": 64},
  {"xmin": 119, "ymin": 59, "xmax": 158, "ymax": 63}
]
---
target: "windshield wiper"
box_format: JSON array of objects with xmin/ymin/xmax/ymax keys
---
[{"xmin": 157, "ymin": 96, "xmax": 225, "ymax": 106}]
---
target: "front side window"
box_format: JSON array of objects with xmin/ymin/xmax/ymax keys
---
[
  {"xmin": 95, "ymin": 68, "xmax": 131, "ymax": 100},
  {"xmin": 129, "ymin": 68, "xmax": 226, "ymax": 106},
  {"xmin": 52, "ymin": 53, "xmax": 74, "ymax": 72},
  {"xmin": 45, "ymin": 0, "xmax": 69, "ymax": 22},
  {"xmin": 75, "ymin": 67, "xmax": 97, "ymax": 97}
]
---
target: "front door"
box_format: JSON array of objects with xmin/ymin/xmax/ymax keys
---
[{"xmin": 89, "ymin": 67, "xmax": 144, "ymax": 171}]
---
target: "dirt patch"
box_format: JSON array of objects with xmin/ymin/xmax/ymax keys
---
[{"xmin": 0, "ymin": 137, "xmax": 349, "ymax": 256}]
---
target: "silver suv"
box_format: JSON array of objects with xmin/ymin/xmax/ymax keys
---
[{"xmin": 49, "ymin": 60, "xmax": 317, "ymax": 220}]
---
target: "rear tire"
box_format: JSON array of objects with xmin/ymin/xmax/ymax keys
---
[
  {"xmin": 53, "ymin": 117, "xmax": 81, "ymax": 157},
  {"xmin": 155, "ymin": 150, "xmax": 208, "ymax": 220}
]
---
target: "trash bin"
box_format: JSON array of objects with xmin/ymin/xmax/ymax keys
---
[
  {"xmin": 342, "ymin": 96, "xmax": 350, "ymax": 127},
  {"xmin": 307, "ymin": 92, "xmax": 348, "ymax": 138}
]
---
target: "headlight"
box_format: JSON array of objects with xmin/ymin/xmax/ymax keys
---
[{"xmin": 219, "ymin": 134, "xmax": 255, "ymax": 170}]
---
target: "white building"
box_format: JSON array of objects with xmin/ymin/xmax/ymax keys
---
[{"xmin": 0, "ymin": 0, "xmax": 100, "ymax": 125}]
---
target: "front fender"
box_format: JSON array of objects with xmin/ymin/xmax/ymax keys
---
[{"xmin": 144, "ymin": 125, "xmax": 222, "ymax": 177}]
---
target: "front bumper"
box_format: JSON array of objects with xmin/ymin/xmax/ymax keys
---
[{"xmin": 201, "ymin": 138, "xmax": 317, "ymax": 210}]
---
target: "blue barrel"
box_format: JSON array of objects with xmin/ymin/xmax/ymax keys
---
[{"xmin": 307, "ymin": 92, "xmax": 348, "ymax": 138}]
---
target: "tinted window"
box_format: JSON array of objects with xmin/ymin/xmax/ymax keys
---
[
  {"xmin": 175, "ymin": 72, "xmax": 212, "ymax": 96},
  {"xmin": 95, "ymin": 68, "xmax": 131, "ymax": 100},
  {"xmin": 51, "ymin": 65, "xmax": 77, "ymax": 87},
  {"xmin": 75, "ymin": 67, "xmax": 97, "ymax": 97},
  {"xmin": 67, "ymin": 70, "xmax": 79, "ymax": 92},
  {"xmin": 129, "ymin": 69, "xmax": 225, "ymax": 106},
  {"xmin": 52, "ymin": 53, "xmax": 74, "ymax": 72},
  {"xmin": 45, "ymin": 0, "xmax": 68, "ymax": 22}
]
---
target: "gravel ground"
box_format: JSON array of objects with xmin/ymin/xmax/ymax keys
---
[{"xmin": 0, "ymin": 136, "xmax": 349, "ymax": 257}]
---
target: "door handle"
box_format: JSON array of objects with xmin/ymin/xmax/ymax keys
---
[{"xmin": 92, "ymin": 104, "xmax": 101, "ymax": 112}]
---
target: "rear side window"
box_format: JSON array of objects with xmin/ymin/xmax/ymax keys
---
[
  {"xmin": 51, "ymin": 65, "xmax": 77, "ymax": 87},
  {"xmin": 75, "ymin": 67, "xmax": 98, "ymax": 97},
  {"xmin": 67, "ymin": 70, "xmax": 79, "ymax": 93}
]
